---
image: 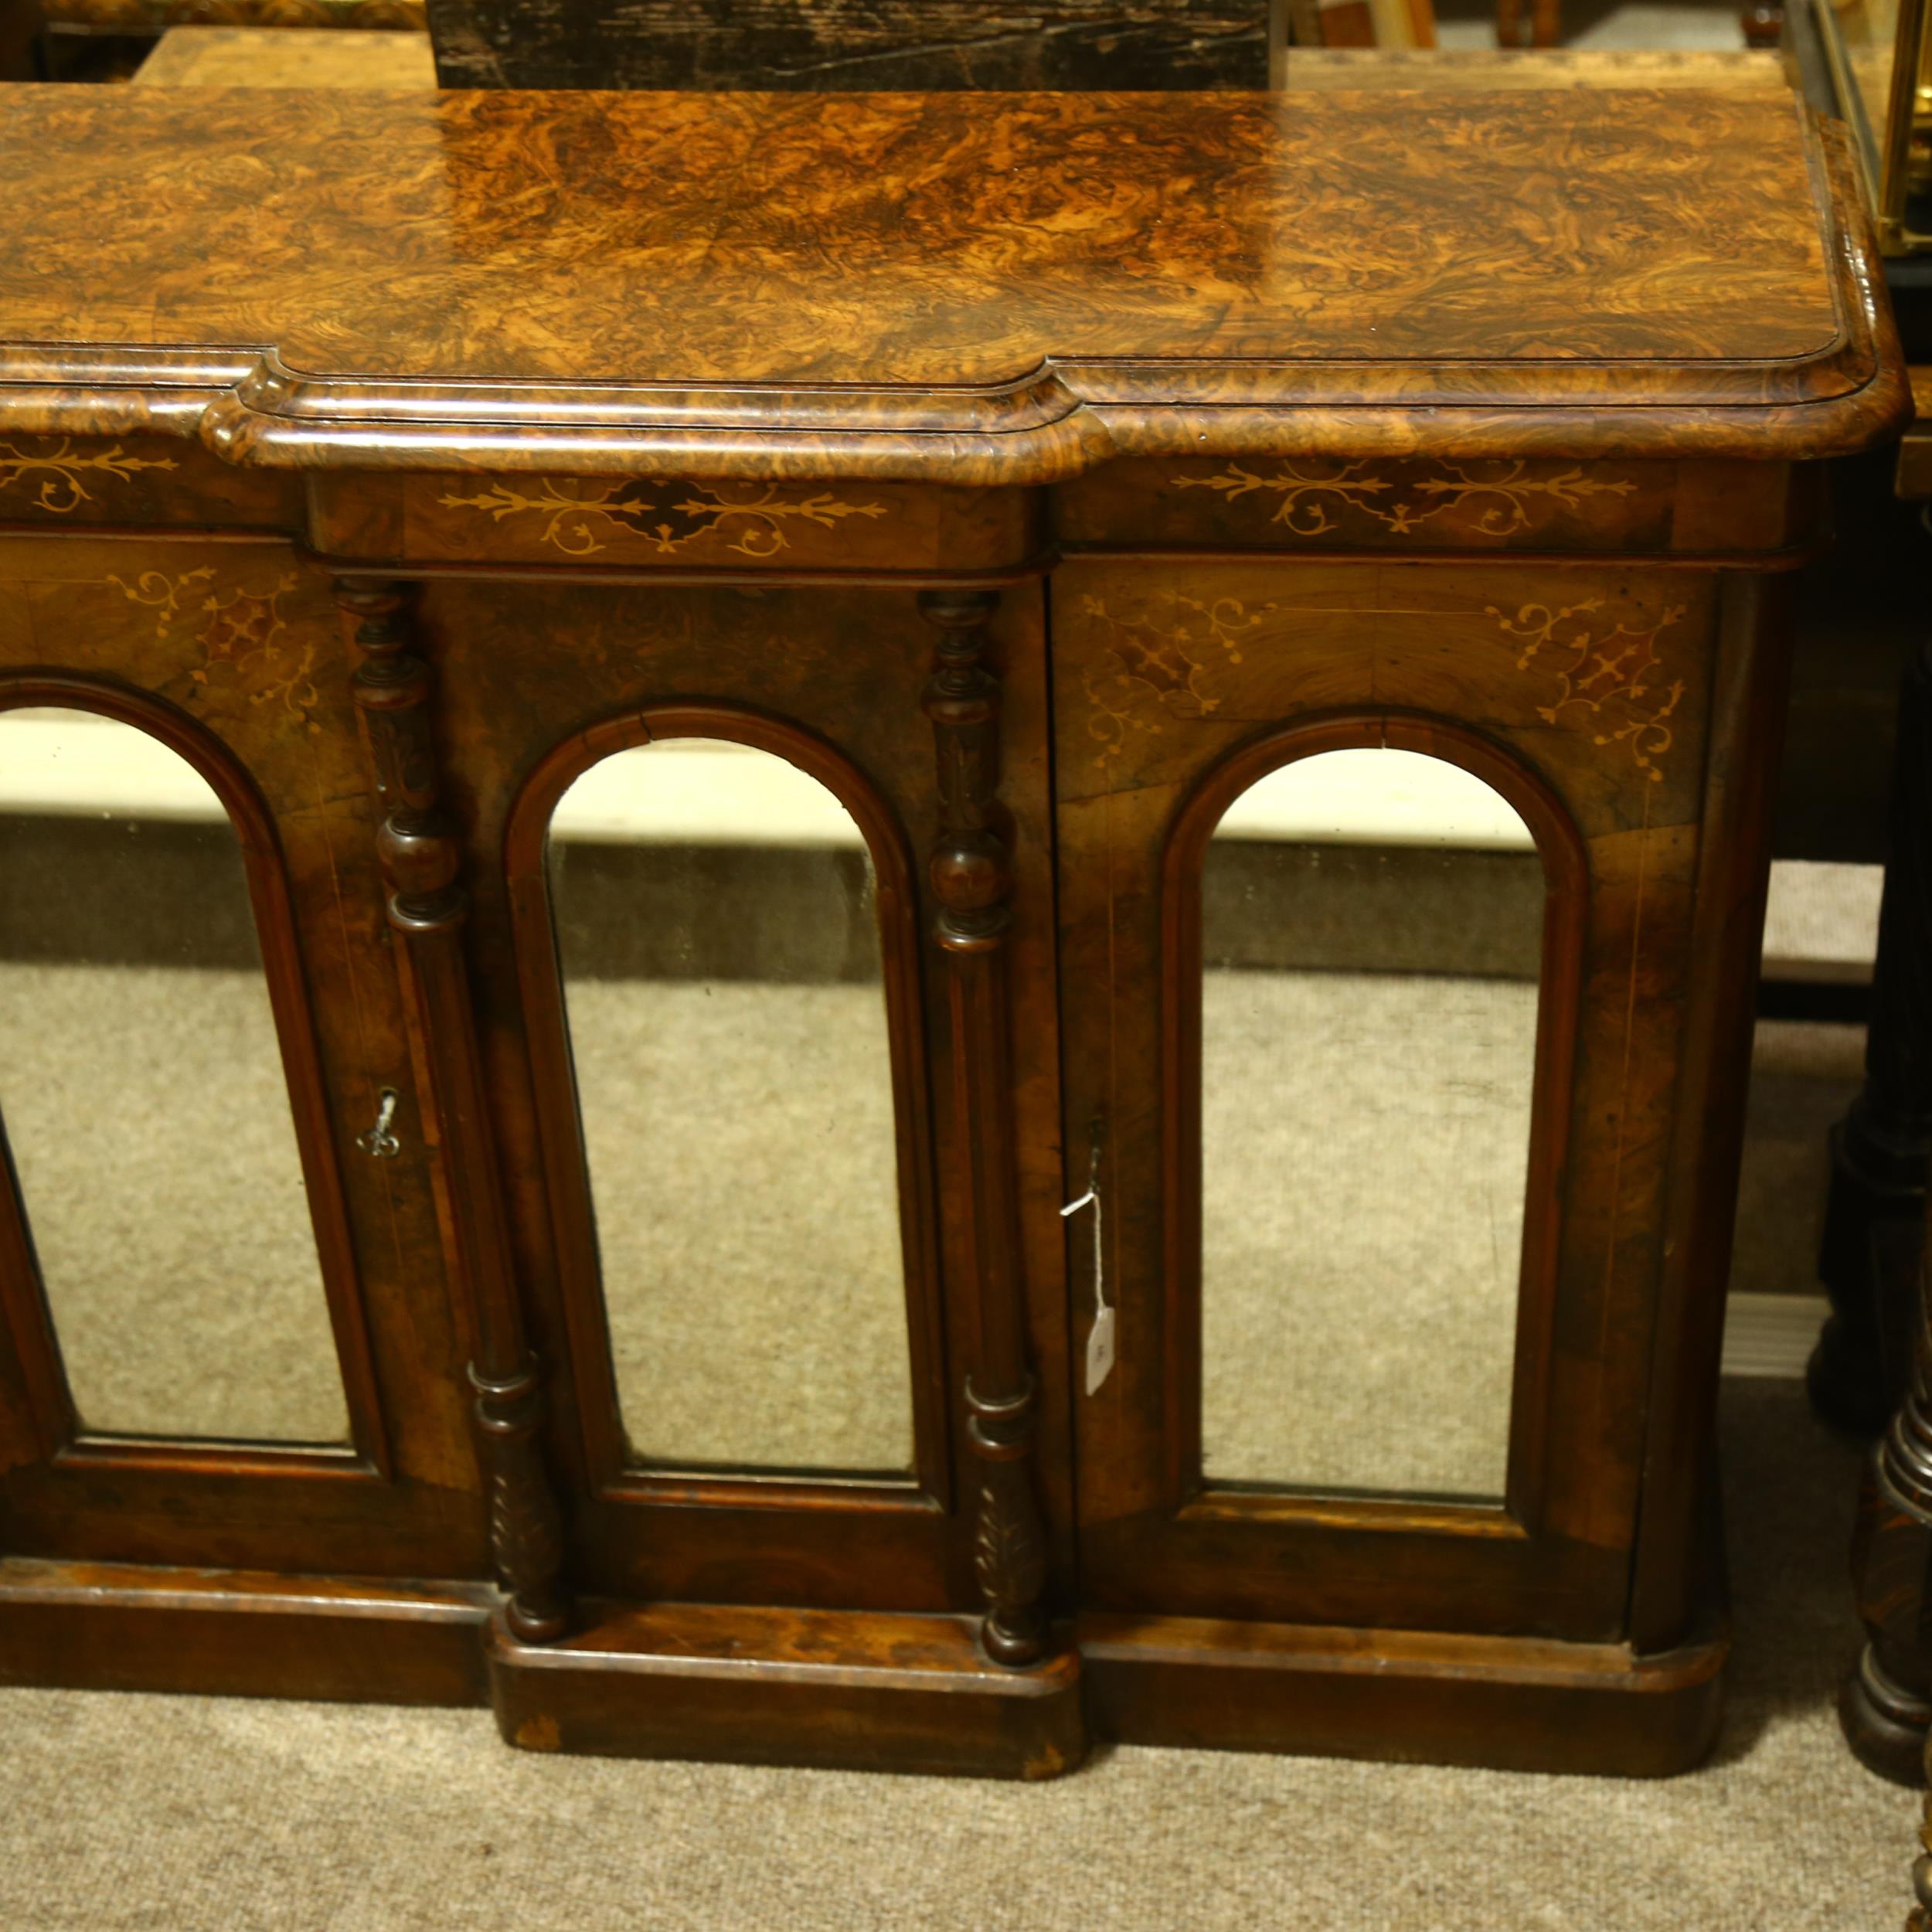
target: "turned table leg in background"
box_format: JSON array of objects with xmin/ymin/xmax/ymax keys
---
[
  {"xmin": 1837, "ymin": 634, "xmax": 1932, "ymax": 1783},
  {"xmin": 1845, "ymin": 1181, "xmax": 1932, "ymax": 1780},
  {"xmin": 1813, "ymin": 637, "xmax": 1932, "ymax": 1437}
]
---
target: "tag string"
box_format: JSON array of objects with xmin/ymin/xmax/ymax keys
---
[{"xmin": 1060, "ymin": 1134, "xmax": 1106, "ymax": 1319}]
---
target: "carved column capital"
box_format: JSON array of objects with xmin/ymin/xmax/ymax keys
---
[{"xmin": 920, "ymin": 589, "xmax": 1012, "ymax": 954}]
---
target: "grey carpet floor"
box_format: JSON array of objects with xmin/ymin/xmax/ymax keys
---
[{"xmin": 0, "ymin": 1378, "xmax": 1913, "ymax": 1932}]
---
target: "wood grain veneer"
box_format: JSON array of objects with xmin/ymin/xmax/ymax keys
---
[{"xmin": 0, "ymin": 86, "xmax": 1906, "ymax": 478}]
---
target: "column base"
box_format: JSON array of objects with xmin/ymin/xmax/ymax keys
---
[
  {"xmin": 1842, "ymin": 1642, "xmax": 1932, "ymax": 1785},
  {"xmin": 485, "ymin": 1600, "xmax": 1088, "ymax": 1780}
]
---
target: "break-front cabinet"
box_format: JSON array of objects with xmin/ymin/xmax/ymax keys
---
[{"xmin": 0, "ymin": 82, "xmax": 1906, "ymax": 1777}]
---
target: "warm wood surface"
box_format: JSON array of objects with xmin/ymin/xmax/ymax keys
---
[
  {"xmin": 134, "ymin": 26, "xmax": 437, "ymax": 87},
  {"xmin": 0, "ymin": 85, "xmax": 1902, "ymax": 477}
]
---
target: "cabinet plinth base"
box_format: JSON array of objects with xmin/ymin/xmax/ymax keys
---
[
  {"xmin": 0, "ymin": 1556, "xmax": 492, "ymax": 1706},
  {"xmin": 1080, "ymin": 1611, "xmax": 1728, "ymax": 1777},
  {"xmin": 485, "ymin": 1601, "xmax": 1088, "ymax": 1780},
  {"xmin": 0, "ymin": 1560, "xmax": 1726, "ymax": 1780}
]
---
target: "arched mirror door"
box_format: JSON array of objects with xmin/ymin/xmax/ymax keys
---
[
  {"xmin": 1194, "ymin": 743, "xmax": 1546, "ymax": 1505},
  {"xmin": 0, "ymin": 696, "xmax": 365, "ymax": 1453},
  {"xmin": 511, "ymin": 709, "xmax": 944, "ymax": 1498},
  {"xmin": 1060, "ymin": 693, "xmax": 1594, "ymax": 1637}
]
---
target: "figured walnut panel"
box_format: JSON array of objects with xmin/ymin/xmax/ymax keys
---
[
  {"xmin": 0, "ymin": 86, "xmax": 1897, "ymax": 485},
  {"xmin": 1057, "ymin": 456, "xmax": 1806, "ymax": 555},
  {"xmin": 308, "ymin": 472, "xmax": 1042, "ymax": 573},
  {"xmin": 0, "ymin": 434, "xmax": 300, "ymax": 530}
]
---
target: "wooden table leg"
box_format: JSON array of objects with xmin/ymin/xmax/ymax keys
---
[
  {"xmin": 1844, "ymin": 1227, "xmax": 1932, "ymax": 1781},
  {"xmin": 1912, "ymin": 1736, "xmax": 1932, "ymax": 1927},
  {"xmin": 1814, "ymin": 641, "xmax": 1932, "ymax": 1438}
]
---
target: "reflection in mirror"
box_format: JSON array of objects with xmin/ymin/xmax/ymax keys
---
[
  {"xmin": 1199, "ymin": 747, "xmax": 1542, "ymax": 1503},
  {"xmin": 1811, "ymin": 0, "xmax": 1932, "ymax": 250},
  {"xmin": 0, "ymin": 706, "xmax": 347, "ymax": 1444},
  {"xmin": 549, "ymin": 737, "xmax": 913, "ymax": 1476}
]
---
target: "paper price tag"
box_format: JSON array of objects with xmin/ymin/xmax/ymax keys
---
[
  {"xmin": 1060, "ymin": 1128, "xmax": 1114, "ymax": 1396},
  {"xmin": 1084, "ymin": 1302, "xmax": 1117, "ymax": 1398}
]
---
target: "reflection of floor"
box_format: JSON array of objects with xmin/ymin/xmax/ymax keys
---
[
  {"xmin": 1202, "ymin": 968, "xmax": 1536, "ymax": 1500},
  {"xmin": 567, "ymin": 979, "xmax": 912, "ymax": 1475},
  {"xmin": 589, "ymin": 963, "xmax": 1543, "ymax": 1494},
  {"xmin": 0, "ymin": 951, "xmax": 1864, "ymax": 1498},
  {"xmin": 0, "ymin": 961, "xmax": 344, "ymax": 1444}
]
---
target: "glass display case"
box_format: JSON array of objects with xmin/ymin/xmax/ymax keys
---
[{"xmin": 1813, "ymin": 0, "xmax": 1932, "ymax": 252}]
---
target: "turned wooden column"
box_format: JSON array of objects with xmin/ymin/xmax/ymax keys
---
[
  {"xmin": 919, "ymin": 587, "xmax": 1049, "ymax": 1668},
  {"xmin": 337, "ymin": 577, "xmax": 570, "ymax": 1644},
  {"xmin": 1814, "ymin": 641, "xmax": 1932, "ymax": 1437}
]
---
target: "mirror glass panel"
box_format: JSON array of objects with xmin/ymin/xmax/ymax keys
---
[
  {"xmin": 1198, "ymin": 747, "xmax": 1543, "ymax": 1504},
  {"xmin": 0, "ymin": 706, "xmax": 348, "ymax": 1444},
  {"xmin": 549, "ymin": 737, "xmax": 913, "ymax": 1476}
]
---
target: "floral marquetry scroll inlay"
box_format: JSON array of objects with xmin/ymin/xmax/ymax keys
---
[
  {"xmin": 193, "ymin": 576, "xmax": 321, "ymax": 736},
  {"xmin": 103, "ymin": 566, "xmax": 321, "ymax": 734},
  {"xmin": 1173, "ymin": 459, "xmax": 1638, "ymax": 539},
  {"xmin": 435, "ymin": 478, "xmax": 889, "ymax": 559},
  {"xmin": 1493, "ymin": 597, "xmax": 1688, "ymax": 781},
  {"xmin": 0, "ymin": 438, "xmax": 177, "ymax": 515},
  {"xmin": 109, "ymin": 566, "xmax": 216, "ymax": 641},
  {"xmin": 1079, "ymin": 591, "xmax": 1274, "ymax": 765}
]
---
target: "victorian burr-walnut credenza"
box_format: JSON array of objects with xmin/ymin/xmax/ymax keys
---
[{"xmin": 0, "ymin": 81, "xmax": 1906, "ymax": 1781}]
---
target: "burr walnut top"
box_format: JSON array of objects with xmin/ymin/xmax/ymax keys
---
[{"xmin": 0, "ymin": 83, "xmax": 1904, "ymax": 479}]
